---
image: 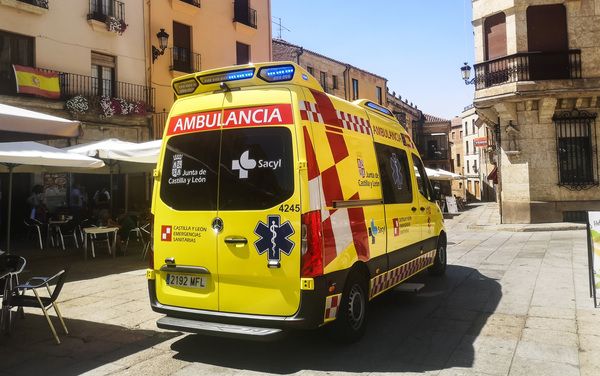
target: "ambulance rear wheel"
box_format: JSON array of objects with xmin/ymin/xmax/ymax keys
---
[
  {"xmin": 429, "ymin": 235, "xmax": 447, "ymax": 276},
  {"xmin": 328, "ymin": 271, "xmax": 368, "ymax": 343}
]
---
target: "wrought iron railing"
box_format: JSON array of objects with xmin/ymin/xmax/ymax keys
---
[
  {"xmin": 153, "ymin": 111, "xmax": 169, "ymax": 139},
  {"xmin": 180, "ymin": 0, "xmax": 201, "ymax": 7},
  {"xmin": 1, "ymin": 67, "xmax": 154, "ymax": 110},
  {"xmin": 18, "ymin": 0, "xmax": 48, "ymax": 9},
  {"xmin": 474, "ymin": 50, "xmax": 582, "ymax": 90},
  {"xmin": 234, "ymin": 4, "xmax": 257, "ymax": 28},
  {"xmin": 170, "ymin": 47, "xmax": 201, "ymax": 73},
  {"xmin": 87, "ymin": 0, "xmax": 125, "ymax": 23},
  {"xmin": 554, "ymin": 109, "xmax": 598, "ymax": 190},
  {"xmin": 423, "ymin": 149, "xmax": 449, "ymax": 160}
]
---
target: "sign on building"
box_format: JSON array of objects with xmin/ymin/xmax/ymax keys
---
[
  {"xmin": 474, "ymin": 137, "xmax": 488, "ymax": 148},
  {"xmin": 586, "ymin": 211, "xmax": 600, "ymax": 308}
]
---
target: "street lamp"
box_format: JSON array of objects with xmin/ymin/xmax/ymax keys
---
[
  {"xmin": 461, "ymin": 62, "xmax": 476, "ymax": 85},
  {"xmin": 152, "ymin": 28, "xmax": 169, "ymax": 63}
]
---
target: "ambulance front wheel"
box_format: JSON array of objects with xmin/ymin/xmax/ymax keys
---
[
  {"xmin": 328, "ymin": 271, "xmax": 368, "ymax": 343},
  {"xmin": 429, "ymin": 233, "xmax": 447, "ymax": 276}
]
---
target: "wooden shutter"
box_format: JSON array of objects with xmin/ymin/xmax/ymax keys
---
[
  {"xmin": 527, "ymin": 4, "xmax": 568, "ymax": 80},
  {"xmin": 484, "ymin": 13, "xmax": 507, "ymax": 61}
]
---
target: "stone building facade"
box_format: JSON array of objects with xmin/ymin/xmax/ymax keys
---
[
  {"xmin": 462, "ymin": 106, "xmax": 496, "ymax": 202},
  {"xmin": 451, "ymin": 116, "xmax": 466, "ymax": 198},
  {"xmin": 386, "ymin": 91, "xmax": 424, "ymax": 141},
  {"xmin": 150, "ymin": 0, "xmax": 272, "ymax": 136},
  {"xmin": 272, "ymin": 39, "xmax": 388, "ymax": 105},
  {"xmin": 471, "ymin": 0, "xmax": 600, "ymax": 223}
]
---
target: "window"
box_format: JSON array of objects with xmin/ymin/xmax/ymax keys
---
[
  {"xmin": 465, "ymin": 140, "xmax": 470, "ymax": 155},
  {"xmin": 236, "ymin": 42, "xmax": 250, "ymax": 65},
  {"xmin": 0, "ymin": 31, "xmax": 34, "ymax": 95},
  {"xmin": 467, "ymin": 163, "xmax": 470, "ymax": 173},
  {"xmin": 332, "ymin": 75, "xmax": 338, "ymax": 89},
  {"xmin": 376, "ymin": 86, "xmax": 383, "ymax": 105},
  {"xmin": 173, "ymin": 22, "xmax": 192, "ymax": 72},
  {"xmin": 456, "ymin": 154, "xmax": 461, "ymax": 167},
  {"xmin": 375, "ymin": 143, "xmax": 413, "ymax": 204},
  {"xmin": 91, "ymin": 52, "xmax": 115, "ymax": 97},
  {"xmin": 464, "ymin": 122, "xmax": 468, "ymax": 136},
  {"xmin": 161, "ymin": 127, "xmax": 294, "ymax": 211},
  {"xmin": 460, "ymin": 130, "xmax": 463, "ymax": 138},
  {"xmin": 473, "ymin": 160, "xmax": 478, "ymax": 173},
  {"xmin": 472, "ymin": 120, "xmax": 476, "ymax": 135},
  {"xmin": 352, "ymin": 78, "xmax": 359, "ymax": 100},
  {"xmin": 412, "ymin": 155, "xmax": 433, "ymax": 201},
  {"xmin": 451, "ymin": 131, "xmax": 455, "ymax": 140},
  {"xmin": 307, "ymin": 66, "xmax": 314, "ymax": 75},
  {"xmin": 320, "ymin": 71, "xmax": 327, "ymax": 91},
  {"xmin": 527, "ymin": 4, "xmax": 569, "ymax": 80},
  {"xmin": 554, "ymin": 110, "xmax": 598, "ymax": 187},
  {"xmin": 484, "ymin": 12, "xmax": 507, "ymax": 61}
]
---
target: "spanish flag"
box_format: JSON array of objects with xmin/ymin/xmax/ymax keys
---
[{"xmin": 13, "ymin": 64, "xmax": 61, "ymax": 99}]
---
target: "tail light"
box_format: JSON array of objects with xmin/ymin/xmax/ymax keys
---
[
  {"xmin": 148, "ymin": 212, "xmax": 154, "ymax": 269},
  {"xmin": 301, "ymin": 210, "xmax": 324, "ymax": 277}
]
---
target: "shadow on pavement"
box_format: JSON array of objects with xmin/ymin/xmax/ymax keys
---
[
  {"xmin": 0, "ymin": 314, "xmax": 179, "ymax": 375},
  {"xmin": 169, "ymin": 265, "xmax": 502, "ymax": 374}
]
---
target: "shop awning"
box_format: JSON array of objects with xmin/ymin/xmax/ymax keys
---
[
  {"xmin": 0, "ymin": 103, "xmax": 80, "ymax": 141},
  {"xmin": 487, "ymin": 166, "xmax": 498, "ymax": 184}
]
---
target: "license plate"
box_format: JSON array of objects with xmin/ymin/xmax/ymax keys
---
[{"xmin": 165, "ymin": 273, "xmax": 207, "ymax": 289}]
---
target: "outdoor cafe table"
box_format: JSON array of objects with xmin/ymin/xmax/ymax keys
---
[
  {"xmin": 82, "ymin": 227, "xmax": 119, "ymax": 260},
  {"xmin": 48, "ymin": 218, "xmax": 71, "ymax": 250}
]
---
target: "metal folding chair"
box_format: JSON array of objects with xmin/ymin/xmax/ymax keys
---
[{"xmin": 9, "ymin": 269, "xmax": 69, "ymax": 344}]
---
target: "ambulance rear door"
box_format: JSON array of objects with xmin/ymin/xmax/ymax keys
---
[
  {"xmin": 216, "ymin": 87, "xmax": 302, "ymax": 316},
  {"xmin": 154, "ymin": 93, "xmax": 226, "ymax": 312}
]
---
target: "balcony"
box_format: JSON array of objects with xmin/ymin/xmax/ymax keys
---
[
  {"xmin": 474, "ymin": 50, "xmax": 581, "ymax": 90},
  {"xmin": 170, "ymin": 47, "xmax": 201, "ymax": 74},
  {"xmin": 0, "ymin": 67, "xmax": 154, "ymax": 111},
  {"xmin": 179, "ymin": 0, "xmax": 200, "ymax": 7},
  {"xmin": 234, "ymin": 4, "xmax": 257, "ymax": 29},
  {"xmin": 87, "ymin": 0, "xmax": 125, "ymax": 24},
  {"xmin": 422, "ymin": 149, "xmax": 449, "ymax": 161},
  {"xmin": 0, "ymin": 0, "xmax": 48, "ymax": 14},
  {"xmin": 17, "ymin": 0, "xmax": 48, "ymax": 8}
]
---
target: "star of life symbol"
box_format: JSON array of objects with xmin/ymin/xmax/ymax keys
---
[
  {"xmin": 254, "ymin": 215, "xmax": 295, "ymax": 267},
  {"xmin": 390, "ymin": 153, "xmax": 403, "ymax": 190},
  {"xmin": 172, "ymin": 154, "xmax": 183, "ymax": 178},
  {"xmin": 232, "ymin": 150, "xmax": 257, "ymax": 179}
]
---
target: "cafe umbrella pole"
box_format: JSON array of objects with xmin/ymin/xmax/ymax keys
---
[{"xmin": 4, "ymin": 163, "xmax": 15, "ymax": 253}]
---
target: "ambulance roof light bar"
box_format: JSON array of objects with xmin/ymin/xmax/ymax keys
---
[
  {"xmin": 364, "ymin": 101, "xmax": 394, "ymax": 117},
  {"xmin": 258, "ymin": 64, "xmax": 295, "ymax": 82},
  {"xmin": 198, "ymin": 68, "xmax": 255, "ymax": 85}
]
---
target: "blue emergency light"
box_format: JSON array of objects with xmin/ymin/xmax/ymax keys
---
[
  {"xmin": 199, "ymin": 68, "xmax": 255, "ymax": 85},
  {"xmin": 258, "ymin": 65, "xmax": 295, "ymax": 82},
  {"xmin": 365, "ymin": 101, "xmax": 393, "ymax": 116}
]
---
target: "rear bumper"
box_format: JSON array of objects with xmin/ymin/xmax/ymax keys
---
[{"xmin": 148, "ymin": 270, "xmax": 347, "ymax": 336}]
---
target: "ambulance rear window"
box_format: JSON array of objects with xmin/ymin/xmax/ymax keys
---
[
  {"xmin": 219, "ymin": 127, "xmax": 294, "ymax": 210},
  {"xmin": 160, "ymin": 131, "xmax": 220, "ymax": 211},
  {"xmin": 160, "ymin": 127, "xmax": 294, "ymax": 211}
]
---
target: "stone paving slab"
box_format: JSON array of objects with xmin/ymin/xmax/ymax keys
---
[{"xmin": 0, "ymin": 204, "xmax": 599, "ymax": 375}]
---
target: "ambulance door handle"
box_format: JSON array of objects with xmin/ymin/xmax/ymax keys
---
[
  {"xmin": 224, "ymin": 236, "xmax": 248, "ymax": 245},
  {"xmin": 411, "ymin": 207, "xmax": 417, "ymax": 212},
  {"xmin": 420, "ymin": 207, "xmax": 425, "ymax": 212}
]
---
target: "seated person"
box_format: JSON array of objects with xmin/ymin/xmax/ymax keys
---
[{"xmin": 97, "ymin": 209, "xmax": 136, "ymax": 253}]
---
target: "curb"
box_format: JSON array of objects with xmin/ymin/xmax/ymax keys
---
[{"xmin": 467, "ymin": 223, "xmax": 586, "ymax": 232}]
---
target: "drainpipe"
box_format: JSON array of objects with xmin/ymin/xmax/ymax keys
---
[
  {"xmin": 495, "ymin": 117, "xmax": 503, "ymax": 223},
  {"xmin": 296, "ymin": 47, "xmax": 304, "ymax": 65},
  {"xmin": 343, "ymin": 64, "xmax": 350, "ymax": 101}
]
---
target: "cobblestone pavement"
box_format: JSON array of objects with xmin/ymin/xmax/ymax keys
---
[{"xmin": 0, "ymin": 203, "xmax": 599, "ymax": 375}]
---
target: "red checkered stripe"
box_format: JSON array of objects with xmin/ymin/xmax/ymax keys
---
[
  {"xmin": 369, "ymin": 250, "xmax": 437, "ymax": 299},
  {"xmin": 299, "ymin": 101, "xmax": 324, "ymax": 124},
  {"xmin": 336, "ymin": 110, "xmax": 372, "ymax": 136},
  {"xmin": 324, "ymin": 293, "xmax": 342, "ymax": 322}
]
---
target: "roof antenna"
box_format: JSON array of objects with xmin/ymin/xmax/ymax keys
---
[
  {"xmin": 272, "ymin": 17, "xmax": 290, "ymax": 39},
  {"xmin": 220, "ymin": 82, "xmax": 231, "ymax": 92}
]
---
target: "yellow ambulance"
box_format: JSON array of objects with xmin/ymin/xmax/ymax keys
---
[{"xmin": 147, "ymin": 61, "xmax": 446, "ymax": 342}]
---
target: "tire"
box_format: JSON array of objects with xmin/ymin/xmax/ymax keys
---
[
  {"xmin": 429, "ymin": 235, "xmax": 447, "ymax": 276},
  {"xmin": 327, "ymin": 271, "xmax": 368, "ymax": 343}
]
